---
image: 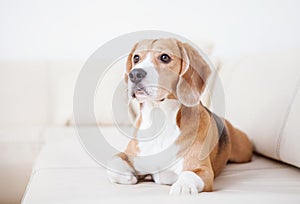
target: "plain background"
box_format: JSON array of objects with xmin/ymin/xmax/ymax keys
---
[{"xmin": 0, "ymin": 0, "xmax": 300, "ymax": 60}]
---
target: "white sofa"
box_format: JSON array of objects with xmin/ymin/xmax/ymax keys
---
[
  {"xmin": 22, "ymin": 127, "xmax": 300, "ymax": 204},
  {"xmin": 1, "ymin": 46, "xmax": 300, "ymax": 203}
]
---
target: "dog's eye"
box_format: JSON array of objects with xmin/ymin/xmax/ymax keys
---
[
  {"xmin": 133, "ymin": 55, "xmax": 140, "ymax": 64},
  {"xmin": 160, "ymin": 54, "xmax": 171, "ymax": 63}
]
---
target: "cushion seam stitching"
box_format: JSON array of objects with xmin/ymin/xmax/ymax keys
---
[{"xmin": 276, "ymin": 78, "xmax": 300, "ymax": 160}]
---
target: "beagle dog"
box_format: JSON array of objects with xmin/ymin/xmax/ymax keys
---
[{"xmin": 107, "ymin": 38, "xmax": 253, "ymax": 195}]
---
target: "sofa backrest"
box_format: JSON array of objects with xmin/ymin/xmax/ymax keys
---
[
  {"xmin": 0, "ymin": 41, "xmax": 215, "ymax": 127},
  {"xmin": 1, "ymin": 48, "xmax": 299, "ymax": 168},
  {"xmin": 214, "ymin": 49, "xmax": 300, "ymax": 168}
]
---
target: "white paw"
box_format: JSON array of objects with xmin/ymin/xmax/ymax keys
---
[
  {"xmin": 152, "ymin": 171, "xmax": 178, "ymax": 185},
  {"xmin": 169, "ymin": 171, "xmax": 204, "ymax": 195},
  {"xmin": 107, "ymin": 156, "xmax": 137, "ymax": 185},
  {"xmin": 107, "ymin": 170, "xmax": 137, "ymax": 185}
]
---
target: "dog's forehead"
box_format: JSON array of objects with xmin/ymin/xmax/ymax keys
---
[{"xmin": 134, "ymin": 39, "xmax": 181, "ymax": 56}]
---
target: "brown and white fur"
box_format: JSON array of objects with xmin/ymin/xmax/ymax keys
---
[{"xmin": 107, "ymin": 38, "xmax": 253, "ymax": 195}]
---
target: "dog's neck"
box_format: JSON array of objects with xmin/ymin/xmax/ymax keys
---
[{"xmin": 138, "ymin": 98, "xmax": 180, "ymax": 129}]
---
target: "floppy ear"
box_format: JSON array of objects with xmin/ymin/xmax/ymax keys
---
[
  {"xmin": 125, "ymin": 44, "xmax": 138, "ymax": 83},
  {"xmin": 176, "ymin": 41, "xmax": 211, "ymax": 107}
]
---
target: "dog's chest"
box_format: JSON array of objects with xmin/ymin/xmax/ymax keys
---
[
  {"xmin": 133, "ymin": 99, "xmax": 182, "ymax": 174},
  {"xmin": 137, "ymin": 99, "xmax": 181, "ymax": 156}
]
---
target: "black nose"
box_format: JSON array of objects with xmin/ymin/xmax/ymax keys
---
[{"xmin": 129, "ymin": 68, "xmax": 147, "ymax": 83}]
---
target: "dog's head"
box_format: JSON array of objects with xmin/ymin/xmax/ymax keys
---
[{"xmin": 125, "ymin": 38, "xmax": 211, "ymax": 107}]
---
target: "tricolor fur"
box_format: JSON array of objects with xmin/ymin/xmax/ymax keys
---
[{"xmin": 107, "ymin": 38, "xmax": 253, "ymax": 195}]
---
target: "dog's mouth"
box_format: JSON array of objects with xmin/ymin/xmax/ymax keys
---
[
  {"xmin": 131, "ymin": 86, "xmax": 165, "ymax": 102},
  {"xmin": 132, "ymin": 86, "xmax": 149, "ymax": 97}
]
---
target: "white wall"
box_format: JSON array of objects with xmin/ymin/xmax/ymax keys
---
[{"xmin": 0, "ymin": 0, "xmax": 299, "ymax": 60}]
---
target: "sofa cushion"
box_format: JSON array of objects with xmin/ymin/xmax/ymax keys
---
[
  {"xmin": 214, "ymin": 49, "xmax": 300, "ymax": 168},
  {"xmin": 280, "ymin": 86, "xmax": 300, "ymax": 167},
  {"xmin": 0, "ymin": 127, "xmax": 44, "ymax": 204},
  {"xmin": 0, "ymin": 61, "xmax": 49, "ymax": 126},
  {"xmin": 22, "ymin": 127, "xmax": 300, "ymax": 204}
]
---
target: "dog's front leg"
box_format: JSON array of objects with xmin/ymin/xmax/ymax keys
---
[
  {"xmin": 107, "ymin": 153, "xmax": 138, "ymax": 185},
  {"xmin": 169, "ymin": 158, "xmax": 214, "ymax": 195}
]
